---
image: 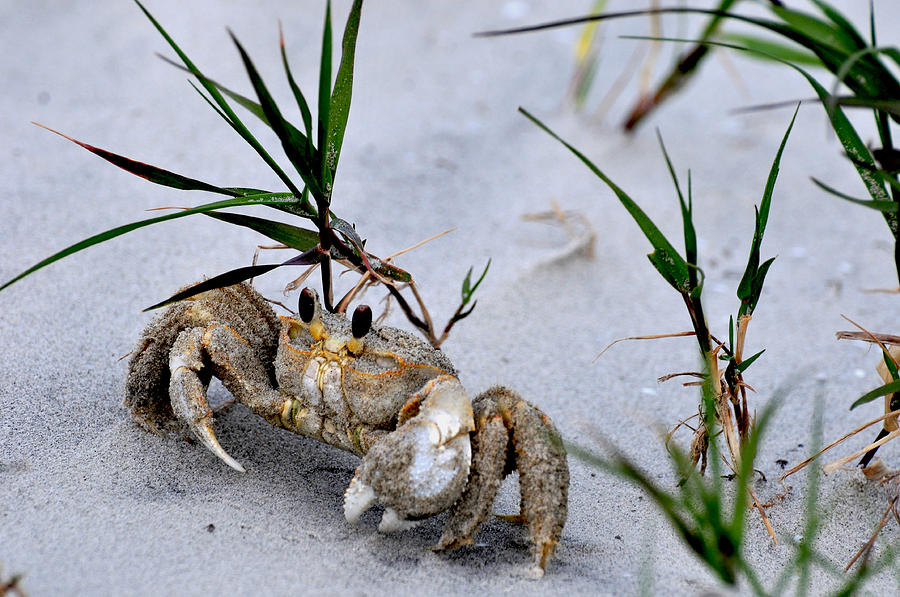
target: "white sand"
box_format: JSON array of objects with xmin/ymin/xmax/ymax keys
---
[{"xmin": 3, "ymin": 0, "xmax": 900, "ymax": 594}]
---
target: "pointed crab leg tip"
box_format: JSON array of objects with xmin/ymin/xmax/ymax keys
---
[
  {"xmin": 192, "ymin": 422, "xmax": 246, "ymax": 473},
  {"xmin": 378, "ymin": 508, "xmax": 421, "ymax": 533},
  {"xmin": 222, "ymin": 455, "xmax": 247, "ymax": 474},
  {"xmin": 343, "ymin": 476, "xmax": 376, "ymax": 523}
]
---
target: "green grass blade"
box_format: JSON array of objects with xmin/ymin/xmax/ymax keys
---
[
  {"xmin": 884, "ymin": 348, "xmax": 900, "ymax": 382},
  {"xmin": 520, "ymin": 107, "xmax": 690, "ymax": 292},
  {"xmin": 328, "ymin": 0, "xmax": 363, "ymax": 177},
  {"xmin": 735, "ymin": 349, "xmax": 765, "ymax": 373},
  {"xmin": 461, "ymin": 259, "xmax": 490, "ymax": 303},
  {"xmin": 143, "ymin": 247, "xmax": 327, "ymax": 311},
  {"xmin": 656, "ymin": 131, "xmax": 696, "ymax": 270},
  {"xmin": 158, "ymin": 54, "xmax": 271, "ymax": 126},
  {"xmin": 143, "ymin": 247, "xmax": 325, "ymax": 311},
  {"xmin": 769, "ymin": 5, "xmax": 858, "ymax": 54},
  {"xmin": 570, "ymin": 445, "xmax": 732, "ymax": 583},
  {"xmin": 133, "ymin": 0, "xmax": 303, "ymax": 198},
  {"xmin": 203, "ymin": 212, "xmax": 320, "ymax": 250},
  {"xmin": 719, "ymin": 33, "xmax": 823, "ymax": 67},
  {"xmin": 145, "ymin": 264, "xmax": 284, "ymax": 311},
  {"xmin": 627, "ymin": 35, "xmax": 893, "ymax": 208},
  {"xmin": 832, "ymin": 96, "xmax": 900, "ymax": 117},
  {"xmin": 318, "ymin": 1, "xmax": 333, "ymax": 192},
  {"xmin": 35, "ymin": 123, "xmax": 242, "ymax": 197},
  {"xmin": 808, "ymin": 0, "xmax": 867, "ymax": 49},
  {"xmin": 279, "ymin": 24, "xmax": 314, "ymax": 142},
  {"xmin": 481, "ymin": 7, "xmax": 900, "ymax": 106},
  {"xmin": 737, "ymin": 105, "xmax": 798, "ymax": 313},
  {"xmin": 0, "ymin": 193, "xmax": 295, "ymax": 292},
  {"xmin": 883, "ymin": 47, "xmax": 900, "ymax": 69},
  {"xmin": 850, "ymin": 379, "xmax": 900, "ymax": 410},
  {"xmin": 810, "ymin": 177, "xmax": 898, "ymax": 212},
  {"xmin": 228, "ymin": 31, "xmax": 322, "ymax": 199}
]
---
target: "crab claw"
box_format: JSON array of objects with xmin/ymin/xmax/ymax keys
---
[
  {"xmin": 168, "ymin": 328, "xmax": 247, "ymax": 473},
  {"xmin": 343, "ymin": 376, "xmax": 475, "ymax": 529}
]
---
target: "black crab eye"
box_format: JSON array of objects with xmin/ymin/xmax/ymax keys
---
[
  {"xmin": 351, "ymin": 304, "xmax": 372, "ymax": 338},
  {"xmin": 298, "ymin": 288, "xmax": 316, "ymax": 323}
]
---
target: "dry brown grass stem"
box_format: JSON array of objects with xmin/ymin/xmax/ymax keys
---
[
  {"xmin": 836, "ymin": 331, "xmax": 900, "ymax": 347},
  {"xmin": 283, "ymin": 265, "xmax": 319, "ymax": 294},
  {"xmin": 658, "ymin": 371, "xmax": 704, "ymax": 383},
  {"xmin": 780, "ymin": 409, "xmax": 900, "ymax": 480},
  {"xmin": 593, "ymin": 44, "xmax": 646, "ymax": 122},
  {"xmin": 719, "ymin": 451, "xmax": 777, "ymax": 544},
  {"xmin": 665, "ymin": 412, "xmax": 701, "ymax": 448},
  {"xmin": 639, "ymin": 0, "xmax": 662, "ymax": 93},
  {"xmin": 308, "ymin": 228, "xmax": 455, "ymax": 318},
  {"xmin": 824, "ymin": 429, "xmax": 900, "ymax": 474},
  {"xmin": 749, "ymin": 485, "xmax": 777, "ymax": 544},
  {"xmin": 838, "ymin": 315, "xmax": 900, "ymax": 368},
  {"xmin": 594, "ymin": 330, "xmax": 695, "ymax": 361},
  {"xmin": 844, "ymin": 496, "xmax": 898, "ymax": 572}
]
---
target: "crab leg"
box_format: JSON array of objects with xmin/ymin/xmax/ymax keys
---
[
  {"xmin": 439, "ymin": 387, "xmax": 568, "ymax": 578},
  {"xmin": 501, "ymin": 391, "xmax": 568, "ymax": 577},
  {"xmin": 434, "ymin": 400, "xmax": 509, "ymax": 550}
]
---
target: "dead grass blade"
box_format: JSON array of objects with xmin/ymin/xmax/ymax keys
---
[
  {"xmin": 824, "ymin": 428, "xmax": 900, "ymax": 474},
  {"xmin": 665, "ymin": 412, "xmax": 701, "ymax": 448},
  {"xmin": 838, "ymin": 315, "xmax": 900, "ymax": 367},
  {"xmin": 332, "ymin": 228, "xmax": 455, "ymax": 315},
  {"xmin": 845, "ymin": 496, "xmax": 897, "ymax": 572},
  {"xmin": 658, "ymin": 371, "xmax": 704, "ymax": 383},
  {"xmin": 836, "ymin": 331, "xmax": 900, "ymax": 346},
  {"xmin": 781, "ymin": 409, "xmax": 900, "ymax": 480},
  {"xmin": 595, "ymin": 330, "xmax": 695, "ymax": 361}
]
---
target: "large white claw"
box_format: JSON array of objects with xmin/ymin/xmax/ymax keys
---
[{"xmin": 344, "ymin": 376, "xmax": 475, "ymax": 524}]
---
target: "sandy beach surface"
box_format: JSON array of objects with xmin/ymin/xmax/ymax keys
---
[{"xmin": 4, "ymin": 1, "xmax": 900, "ymax": 594}]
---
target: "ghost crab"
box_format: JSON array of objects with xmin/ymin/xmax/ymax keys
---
[{"xmin": 125, "ymin": 282, "xmax": 568, "ymax": 576}]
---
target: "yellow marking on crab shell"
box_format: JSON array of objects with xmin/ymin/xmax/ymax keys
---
[
  {"xmin": 345, "ymin": 363, "xmax": 451, "ymax": 381},
  {"xmin": 281, "ymin": 338, "xmax": 314, "ymax": 359},
  {"xmin": 344, "ymin": 351, "xmax": 451, "ymax": 380},
  {"xmin": 280, "ymin": 399, "xmax": 293, "ymax": 427},
  {"xmin": 202, "ymin": 323, "xmax": 251, "ymax": 348},
  {"xmin": 310, "ymin": 319, "xmax": 326, "ymax": 341},
  {"xmin": 347, "ymin": 337, "xmax": 364, "ymax": 355},
  {"xmin": 315, "ymin": 358, "xmax": 331, "ymax": 392},
  {"xmin": 350, "ymin": 425, "xmax": 364, "ymax": 454},
  {"xmin": 287, "ymin": 321, "xmax": 302, "ymax": 339}
]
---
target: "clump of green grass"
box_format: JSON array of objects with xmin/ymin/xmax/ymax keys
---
[
  {"xmin": 480, "ymin": 0, "xmax": 900, "ymax": 288},
  {"xmin": 519, "ymin": 104, "xmax": 798, "ymax": 540},
  {"xmin": 0, "ymin": 0, "xmax": 487, "ymax": 348},
  {"xmin": 577, "ymin": 384, "xmax": 895, "ymax": 595}
]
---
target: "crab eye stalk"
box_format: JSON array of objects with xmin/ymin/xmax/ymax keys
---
[
  {"xmin": 295, "ymin": 287, "xmax": 326, "ymax": 341},
  {"xmin": 348, "ymin": 304, "xmax": 372, "ymax": 356},
  {"xmin": 352, "ymin": 305, "xmax": 372, "ymax": 338},
  {"xmin": 298, "ymin": 288, "xmax": 316, "ymax": 323}
]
